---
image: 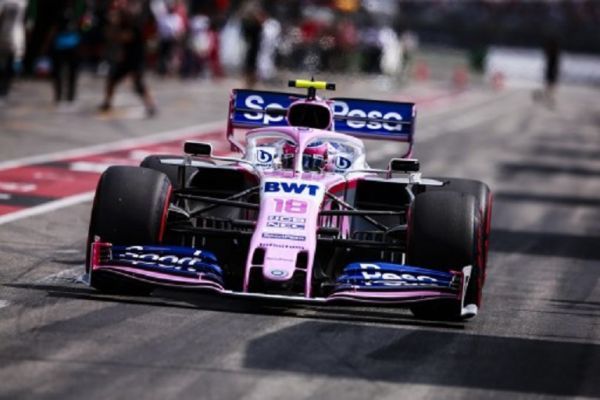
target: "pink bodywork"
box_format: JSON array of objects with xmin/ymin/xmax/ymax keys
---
[{"xmin": 242, "ymin": 127, "xmax": 362, "ymax": 297}]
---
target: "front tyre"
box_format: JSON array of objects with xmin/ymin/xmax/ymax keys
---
[
  {"xmin": 428, "ymin": 178, "xmax": 492, "ymax": 284},
  {"xmin": 86, "ymin": 166, "xmax": 172, "ymax": 294},
  {"xmin": 140, "ymin": 154, "xmax": 195, "ymax": 189},
  {"xmin": 406, "ymin": 191, "xmax": 481, "ymax": 320}
]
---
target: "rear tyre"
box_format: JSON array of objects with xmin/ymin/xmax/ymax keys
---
[
  {"xmin": 86, "ymin": 166, "xmax": 172, "ymax": 294},
  {"xmin": 406, "ymin": 191, "xmax": 480, "ymax": 320}
]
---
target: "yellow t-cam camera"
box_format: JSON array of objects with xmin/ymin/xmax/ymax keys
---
[{"xmin": 288, "ymin": 80, "xmax": 336, "ymax": 91}]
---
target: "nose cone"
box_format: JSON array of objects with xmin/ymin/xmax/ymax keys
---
[{"xmin": 262, "ymin": 247, "xmax": 297, "ymax": 281}]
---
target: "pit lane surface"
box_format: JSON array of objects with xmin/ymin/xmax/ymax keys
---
[{"xmin": 0, "ymin": 77, "xmax": 599, "ymax": 399}]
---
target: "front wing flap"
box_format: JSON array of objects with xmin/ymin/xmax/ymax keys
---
[
  {"xmin": 91, "ymin": 242, "xmax": 226, "ymax": 289},
  {"xmin": 329, "ymin": 262, "xmax": 466, "ymax": 303},
  {"xmin": 91, "ymin": 243, "xmax": 471, "ymax": 307}
]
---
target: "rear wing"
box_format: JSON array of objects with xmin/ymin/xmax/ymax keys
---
[
  {"xmin": 227, "ymin": 89, "xmax": 416, "ymax": 151},
  {"xmin": 331, "ymin": 97, "xmax": 415, "ymax": 141}
]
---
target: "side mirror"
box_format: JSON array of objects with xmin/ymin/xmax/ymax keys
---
[
  {"xmin": 389, "ymin": 158, "xmax": 419, "ymax": 172},
  {"xmin": 184, "ymin": 141, "xmax": 212, "ymax": 157}
]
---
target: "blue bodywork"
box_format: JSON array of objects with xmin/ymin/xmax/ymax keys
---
[
  {"xmin": 335, "ymin": 262, "xmax": 456, "ymax": 291},
  {"xmin": 231, "ymin": 89, "xmax": 415, "ymax": 140},
  {"xmin": 108, "ymin": 245, "xmax": 224, "ymax": 285}
]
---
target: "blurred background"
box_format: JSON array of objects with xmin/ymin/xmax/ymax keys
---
[{"xmin": 1, "ymin": 0, "xmax": 598, "ymax": 108}]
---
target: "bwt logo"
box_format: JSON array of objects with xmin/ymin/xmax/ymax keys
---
[
  {"xmin": 333, "ymin": 101, "xmax": 404, "ymax": 132},
  {"xmin": 264, "ymin": 181, "xmax": 320, "ymax": 196}
]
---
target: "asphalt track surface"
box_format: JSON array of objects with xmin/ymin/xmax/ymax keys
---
[{"xmin": 0, "ymin": 76, "xmax": 599, "ymax": 399}]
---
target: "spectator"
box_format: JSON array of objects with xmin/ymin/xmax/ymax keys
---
[
  {"xmin": 99, "ymin": 0, "xmax": 156, "ymax": 117},
  {"xmin": 359, "ymin": 23, "xmax": 382, "ymax": 74},
  {"xmin": 533, "ymin": 35, "xmax": 561, "ymax": 107},
  {"xmin": 44, "ymin": 0, "xmax": 86, "ymax": 107},
  {"xmin": 152, "ymin": 0, "xmax": 186, "ymax": 76},
  {"xmin": 379, "ymin": 25, "xmax": 402, "ymax": 76},
  {"xmin": 240, "ymin": 1, "xmax": 264, "ymax": 88},
  {"xmin": 181, "ymin": 12, "xmax": 210, "ymax": 78},
  {"xmin": 0, "ymin": 0, "xmax": 25, "ymax": 102},
  {"xmin": 183, "ymin": 13, "xmax": 223, "ymax": 79},
  {"xmin": 206, "ymin": 18, "xmax": 224, "ymax": 78},
  {"xmin": 334, "ymin": 17, "xmax": 358, "ymax": 72},
  {"xmin": 257, "ymin": 12, "xmax": 280, "ymax": 82},
  {"xmin": 399, "ymin": 30, "xmax": 418, "ymax": 80},
  {"xmin": 543, "ymin": 35, "xmax": 561, "ymax": 105}
]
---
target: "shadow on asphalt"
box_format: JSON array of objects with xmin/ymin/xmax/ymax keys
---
[
  {"xmin": 6, "ymin": 283, "xmax": 465, "ymax": 331},
  {"xmin": 495, "ymin": 191, "xmax": 600, "ymax": 207},
  {"xmin": 548, "ymin": 298, "xmax": 600, "ymax": 311},
  {"xmin": 490, "ymin": 229, "xmax": 600, "ymax": 260},
  {"xmin": 7, "ymin": 283, "xmax": 599, "ymax": 397},
  {"xmin": 242, "ymin": 320, "xmax": 600, "ymax": 397},
  {"xmin": 530, "ymin": 145, "xmax": 600, "ymax": 160},
  {"xmin": 500, "ymin": 162, "xmax": 600, "ymax": 177}
]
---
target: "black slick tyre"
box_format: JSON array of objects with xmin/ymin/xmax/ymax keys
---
[
  {"xmin": 86, "ymin": 166, "xmax": 172, "ymax": 294},
  {"xmin": 427, "ymin": 178, "xmax": 492, "ymax": 298},
  {"xmin": 406, "ymin": 191, "xmax": 480, "ymax": 320},
  {"xmin": 140, "ymin": 154, "xmax": 191, "ymax": 189}
]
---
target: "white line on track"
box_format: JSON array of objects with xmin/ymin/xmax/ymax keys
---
[
  {"xmin": 0, "ymin": 300, "xmax": 9, "ymax": 309},
  {"xmin": 0, "ymin": 121, "xmax": 223, "ymax": 226},
  {"xmin": 0, "ymin": 192, "xmax": 95, "ymax": 226},
  {"xmin": 0, "ymin": 120, "xmax": 223, "ymax": 171}
]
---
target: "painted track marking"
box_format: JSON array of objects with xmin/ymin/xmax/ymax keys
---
[
  {"xmin": 0, "ymin": 121, "xmax": 225, "ymax": 225},
  {"xmin": 0, "ymin": 121, "xmax": 222, "ymax": 171}
]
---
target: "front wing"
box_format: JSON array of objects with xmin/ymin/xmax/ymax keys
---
[{"xmin": 90, "ymin": 242, "xmax": 472, "ymax": 309}]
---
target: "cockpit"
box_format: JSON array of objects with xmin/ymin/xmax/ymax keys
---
[{"xmin": 245, "ymin": 129, "xmax": 366, "ymax": 173}]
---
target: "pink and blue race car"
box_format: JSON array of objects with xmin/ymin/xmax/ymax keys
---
[{"xmin": 86, "ymin": 80, "xmax": 492, "ymax": 321}]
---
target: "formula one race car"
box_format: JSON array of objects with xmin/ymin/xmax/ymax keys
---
[{"xmin": 86, "ymin": 79, "xmax": 492, "ymax": 320}]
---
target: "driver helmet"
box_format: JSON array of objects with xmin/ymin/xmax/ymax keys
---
[
  {"xmin": 303, "ymin": 141, "xmax": 328, "ymax": 171},
  {"xmin": 280, "ymin": 140, "xmax": 328, "ymax": 171},
  {"xmin": 281, "ymin": 140, "xmax": 297, "ymax": 169}
]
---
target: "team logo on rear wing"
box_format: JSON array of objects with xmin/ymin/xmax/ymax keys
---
[
  {"xmin": 331, "ymin": 98, "xmax": 415, "ymax": 140},
  {"xmin": 230, "ymin": 89, "xmax": 416, "ymax": 142},
  {"xmin": 230, "ymin": 89, "xmax": 297, "ymax": 128}
]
